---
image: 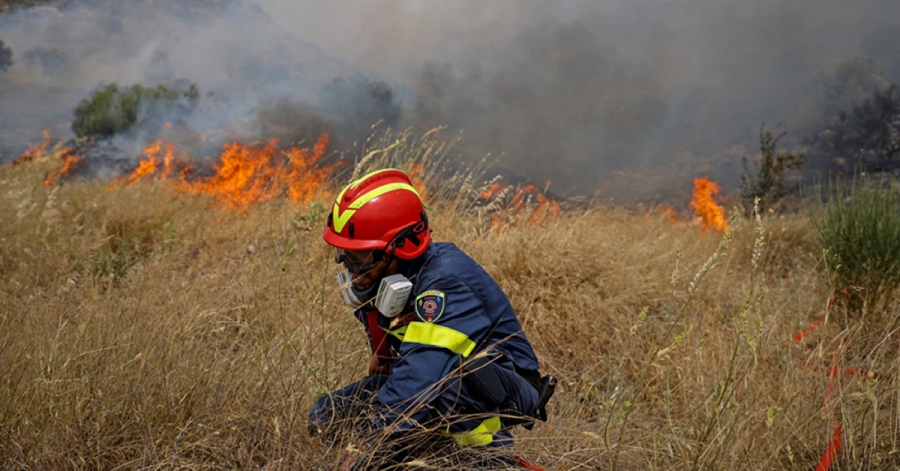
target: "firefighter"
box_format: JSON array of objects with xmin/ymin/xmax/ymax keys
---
[{"xmin": 310, "ymin": 169, "xmax": 553, "ymax": 466}]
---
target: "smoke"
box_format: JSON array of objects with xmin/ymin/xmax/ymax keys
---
[
  {"xmin": 2, "ymin": 0, "xmax": 900, "ymax": 199},
  {"xmin": 258, "ymin": 0, "xmax": 900, "ymax": 197}
]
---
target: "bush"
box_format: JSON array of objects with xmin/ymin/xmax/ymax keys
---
[
  {"xmin": 740, "ymin": 125, "xmax": 806, "ymax": 214},
  {"xmin": 71, "ymin": 81, "xmax": 199, "ymax": 138},
  {"xmin": 0, "ymin": 39, "xmax": 12, "ymax": 72},
  {"xmin": 813, "ymin": 84, "xmax": 900, "ymax": 173},
  {"xmin": 811, "ymin": 176, "xmax": 900, "ymax": 314}
]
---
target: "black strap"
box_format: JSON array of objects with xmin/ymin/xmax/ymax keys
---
[
  {"xmin": 521, "ymin": 374, "xmax": 557, "ymax": 430},
  {"xmin": 534, "ymin": 375, "xmax": 557, "ymax": 422}
]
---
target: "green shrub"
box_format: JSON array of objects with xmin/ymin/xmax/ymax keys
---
[
  {"xmin": 71, "ymin": 81, "xmax": 199, "ymax": 138},
  {"xmin": 740, "ymin": 125, "xmax": 806, "ymax": 214},
  {"xmin": 811, "ymin": 176, "xmax": 900, "ymax": 314}
]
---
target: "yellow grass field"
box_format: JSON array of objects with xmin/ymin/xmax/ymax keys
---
[{"xmin": 2, "ymin": 142, "xmax": 900, "ymax": 470}]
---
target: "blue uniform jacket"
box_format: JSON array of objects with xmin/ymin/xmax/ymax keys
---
[{"xmin": 353, "ymin": 242, "xmax": 540, "ymax": 431}]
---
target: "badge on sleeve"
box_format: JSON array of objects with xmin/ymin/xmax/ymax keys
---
[{"xmin": 415, "ymin": 290, "xmax": 445, "ymax": 323}]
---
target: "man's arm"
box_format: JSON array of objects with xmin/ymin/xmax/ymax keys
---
[{"xmin": 372, "ymin": 276, "xmax": 492, "ymax": 430}]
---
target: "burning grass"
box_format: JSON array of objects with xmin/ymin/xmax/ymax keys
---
[
  {"xmin": 11, "ymin": 129, "xmax": 53, "ymax": 166},
  {"xmin": 2, "ymin": 142, "xmax": 900, "ymax": 470},
  {"xmin": 692, "ymin": 175, "xmax": 729, "ymax": 232},
  {"xmin": 121, "ymin": 133, "xmax": 335, "ymax": 211}
]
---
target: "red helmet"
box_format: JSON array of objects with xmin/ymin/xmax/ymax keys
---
[{"xmin": 323, "ymin": 169, "xmax": 430, "ymax": 260}]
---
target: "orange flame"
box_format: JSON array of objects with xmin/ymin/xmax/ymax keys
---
[
  {"xmin": 690, "ymin": 176, "xmax": 728, "ymax": 232},
  {"xmin": 123, "ymin": 133, "xmax": 335, "ymax": 211},
  {"xmin": 13, "ymin": 130, "xmax": 53, "ymax": 166},
  {"xmin": 43, "ymin": 148, "xmax": 83, "ymax": 186},
  {"xmin": 479, "ymin": 181, "xmax": 505, "ymax": 201},
  {"xmin": 511, "ymin": 182, "xmax": 562, "ymax": 224},
  {"xmin": 126, "ymin": 141, "xmax": 181, "ymax": 186},
  {"xmin": 283, "ymin": 133, "xmax": 333, "ymax": 204}
]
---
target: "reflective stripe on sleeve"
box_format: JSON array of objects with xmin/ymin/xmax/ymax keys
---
[
  {"xmin": 449, "ymin": 416, "xmax": 502, "ymax": 447},
  {"xmin": 403, "ymin": 322, "xmax": 476, "ymax": 357}
]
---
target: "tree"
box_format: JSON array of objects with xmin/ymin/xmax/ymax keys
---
[
  {"xmin": 72, "ymin": 81, "xmax": 200, "ymax": 138},
  {"xmin": 0, "ymin": 40, "xmax": 13, "ymax": 72},
  {"xmin": 741, "ymin": 125, "xmax": 806, "ymax": 213},
  {"xmin": 814, "ymin": 84, "xmax": 900, "ymax": 172}
]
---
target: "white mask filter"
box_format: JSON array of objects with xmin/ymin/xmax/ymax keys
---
[
  {"xmin": 337, "ymin": 270, "xmax": 412, "ymax": 317},
  {"xmin": 374, "ymin": 274, "xmax": 413, "ymax": 318}
]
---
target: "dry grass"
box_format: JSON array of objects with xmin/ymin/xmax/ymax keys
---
[{"xmin": 2, "ymin": 145, "xmax": 900, "ymax": 470}]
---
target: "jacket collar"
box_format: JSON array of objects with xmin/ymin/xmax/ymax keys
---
[{"xmin": 402, "ymin": 243, "xmax": 437, "ymax": 282}]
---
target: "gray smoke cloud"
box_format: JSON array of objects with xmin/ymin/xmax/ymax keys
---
[
  {"xmin": 259, "ymin": 0, "xmax": 900, "ymax": 197},
  {"xmin": 2, "ymin": 0, "xmax": 899, "ymax": 199}
]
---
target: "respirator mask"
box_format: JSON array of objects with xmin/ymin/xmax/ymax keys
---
[{"xmin": 335, "ymin": 249, "xmax": 412, "ymax": 317}]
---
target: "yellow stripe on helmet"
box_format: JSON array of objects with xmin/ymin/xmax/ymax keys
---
[{"xmin": 331, "ymin": 169, "xmax": 426, "ymax": 235}]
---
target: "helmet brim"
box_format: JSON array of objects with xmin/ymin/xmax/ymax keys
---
[{"xmin": 322, "ymin": 227, "xmax": 386, "ymax": 252}]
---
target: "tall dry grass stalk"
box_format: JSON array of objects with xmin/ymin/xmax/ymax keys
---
[{"xmin": 2, "ymin": 143, "xmax": 900, "ymax": 469}]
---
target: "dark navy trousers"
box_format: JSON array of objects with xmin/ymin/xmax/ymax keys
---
[{"xmin": 308, "ymin": 355, "xmax": 538, "ymax": 447}]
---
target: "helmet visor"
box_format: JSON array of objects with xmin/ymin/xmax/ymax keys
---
[{"xmin": 334, "ymin": 248, "xmax": 384, "ymax": 275}]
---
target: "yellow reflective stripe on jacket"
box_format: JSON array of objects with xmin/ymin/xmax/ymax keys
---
[
  {"xmin": 403, "ymin": 322, "xmax": 476, "ymax": 357},
  {"xmin": 450, "ymin": 416, "xmax": 502, "ymax": 447}
]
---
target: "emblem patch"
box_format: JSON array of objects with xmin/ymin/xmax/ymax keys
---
[{"xmin": 415, "ymin": 290, "xmax": 445, "ymax": 323}]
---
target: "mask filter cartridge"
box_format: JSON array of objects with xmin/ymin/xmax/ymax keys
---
[
  {"xmin": 374, "ymin": 274, "xmax": 413, "ymax": 318},
  {"xmin": 337, "ymin": 270, "xmax": 412, "ymax": 317}
]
